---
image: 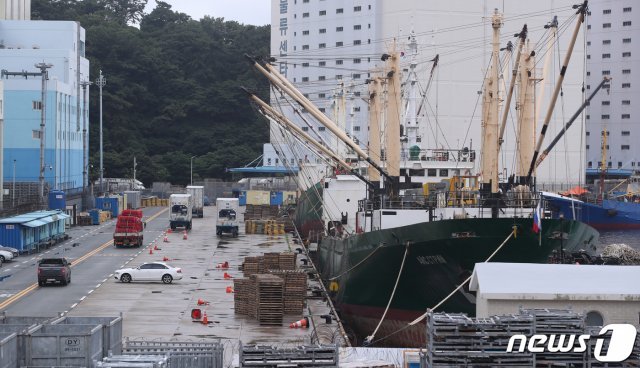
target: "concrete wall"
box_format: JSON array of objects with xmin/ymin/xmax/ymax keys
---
[{"xmin": 477, "ymin": 298, "xmax": 640, "ymax": 328}]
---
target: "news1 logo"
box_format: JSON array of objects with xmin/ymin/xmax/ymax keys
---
[{"xmin": 506, "ymin": 324, "xmax": 638, "ymax": 362}]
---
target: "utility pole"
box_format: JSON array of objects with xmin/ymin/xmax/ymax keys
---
[
  {"xmin": 0, "ymin": 80, "xmax": 4, "ymax": 209},
  {"xmin": 12, "ymin": 160, "xmax": 15, "ymax": 208},
  {"xmin": 133, "ymin": 156, "xmax": 137, "ymax": 186},
  {"xmin": 80, "ymin": 80, "xmax": 92, "ymax": 207},
  {"xmin": 96, "ymin": 70, "xmax": 106, "ymax": 195},
  {"xmin": 35, "ymin": 63, "xmax": 53, "ymax": 204}
]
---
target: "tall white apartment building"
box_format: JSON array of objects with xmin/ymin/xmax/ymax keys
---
[
  {"xmin": 268, "ymin": 0, "xmax": 586, "ymax": 185},
  {"xmin": 584, "ymin": 0, "xmax": 639, "ymax": 179}
]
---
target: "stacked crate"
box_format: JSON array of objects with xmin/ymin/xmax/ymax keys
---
[
  {"xmin": 524, "ymin": 308, "xmax": 586, "ymax": 366},
  {"xmin": 278, "ymin": 252, "xmax": 297, "ymax": 270},
  {"xmin": 426, "ymin": 312, "xmax": 535, "ymax": 367},
  {"xmin": 233, "ymin": 278, "xmax": 253, "ymax": 316},
  {"xmin": 242, "ymin": 256, "xmax": 264, "ymax": 277},
  {"xmin": 244, "ymin": 204, "xmax": 279, "ymax": 220},
  {"xmin": 269, "ymin": 270, "xmax": 307, "ymax": 315},
  {"xmin": 253, "ymin": 274, "xmax": 284, "ymax": 326}
]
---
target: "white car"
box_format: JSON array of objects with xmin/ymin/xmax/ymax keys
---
[
  {"xmin": 114, "ymin": 262, "xmax": 182, "ymax": 284},
  {"xmin": 0, "ymin": 249, "xmax": 14, "ymax": 263}
]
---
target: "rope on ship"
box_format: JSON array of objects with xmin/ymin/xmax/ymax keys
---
[
  {"xmin": 327, "ymin": 244, "xmax": 384, "ymax": 281},
  {"xmin": 365, "ymin": 227, "xmax": 516, "ymax": 346},
  {"xmin": 364, "ymin": 242, "xmax": 410, "ymax": 345}
]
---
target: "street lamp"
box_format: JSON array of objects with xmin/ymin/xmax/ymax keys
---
[
  {"xmin": 95, "ymin": 70, "xmax": 106, "ymax": 194},
  {"xmin": 12, "ymin": 159, "xmax": 15, "ymax": 208},
  {"xmin": 35, "ymin": 62, "xmax": 53, "ymax": 204},
  {"xmin": 190, "ymin": 156, "xmax": 197, "ymax": 186}
]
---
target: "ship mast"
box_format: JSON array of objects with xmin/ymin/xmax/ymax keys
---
[
  {"xmin": 480, "ymin": 9, "xmax": 502, "ymax": 195},
  {"xmin": 368, "ymin": 77, "xmax": 383, "ymax": 182},
  {"xmin": 383, "ymin": 43, "xmax": 402, "ymax": 178},
  {"xmin": 516, "ymin": 40, "xmax": 536, "ymax": 184},
  {"xmin": 333, "ymin": 81, "xmax": 348, "ymax": 159},
  {"xmin": 403, "ymin": 31, "xmax": 421, "ymax": 151}
]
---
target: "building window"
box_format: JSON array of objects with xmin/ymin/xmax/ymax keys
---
[
  {"xmin": 603, "ymin": 39, "xmax": 611, "ymax": 45},
  {"xmin": 623, "ymin": 38, "xmax": 631, "ymax": 43},
  {"xmin": 354, "ymin": 91, "xmax": 361, "ymax": 97},
  {"xmin": 353, "ymin": 73, "xmax": 361, "ymax": 79},
  {"xmin": 603, "ymin": 9, "xmax": 611, "ymax": 14},
  {"xmin": 319, "ymin": 107, "xmax": 325, "ymax": 113},
  {"xmin": 319, "ymin": 93, "xmax": 326, "ymax": 98},
  {"xmin": 353, "ymin": 40, "xmax": 361, "ymax": 45},
  {"xmin": 602, "ymin": 114, "xmax": 610, "ymax": 119},
  {"xmin": 354, "ymin": 6, "xmax": 362, "ymax": 11},
  {"xmin": 623, "ymin": 69, "xmax": 631, "ymax": 74},
  {"xmin": 602, "ymin": 70, "xmax": 610, "ymax": 75},
  {"xmin": 301, "ymin": 127, "xmax": 309, "ymax": 132},
  {"xmin": 302, "ymin": 30, "xmax": 309, "ymax": 35},
  {"xmin": 587, "ymin": 55, "xmax": 591, "ymax": 60},
  {"xmin": 602, "ymin": 101, "xmax": 610, "ymax": 106},
  {"xmin": 336, "ymin": 60, "xmax": 343, "ymax": 65},
  {"xmin": 336, "ymin": 41, "xmax": 343, "ymax": 47},
  {"xmin": 602, "ymin": 53, "xmax": 610, "ymax": 58},
  {"xmin": 319, "ymin": 10, "xmax": 325, "ymax": 15},
  {"xmin": 624, "ymin": 7, "xmax": 632, "ymax": 12},
  {"xmin": 319, "ymin": 28, "xmax": 326, "ymax": 34},
  {"xmin": 622, "ymin": 131, "xmax": 631, "ymax": 136},
  {"xmin": 588, "ymin": 24, "xmax": 591, "ymax": 29},
  {"xmin": 318, "ymin": 76, "xmax": 325, "ymax": 81},
  {"xmin": 353, "ymin": 58, "xmax": 361, "ymax": 64},
  {"xmin": 353, "ymin": 106, "xmax": 361, "ymax": 112},
  {"xmin": 335, "ymin": 74, "xmax": 342, "ymax": 79},
  {"xmin": 302, "ymin": 77, "xmax": 309, "ymax": 82},
  {"xmin": 303, "ymin": 93, "xmax": 309, "ymax": 98},
  {"xmin": 32, "ymin": 130, "xmax": 41, "ymax": 139},
  {"xmin": 622, "ymin": 100, "xmax": 631, "ymax": 105},
  {"xmin": 602, "ymin": 130, "xmax": 610, "ymax": 136},
  {"xmin": 336, "ymin": 8, "xmax": 343, "ymax": 14},
  {"xmin": 623, "ymin": 83, "xmax": 631, "ymax": 88},
  {"xmin": 336, "ymin": 26, "xmax": 343, "ymax": 32},
  {"xmin": 586, "ymin": 145, "xmax": 590, "ymax": 150},
  {"xmin": 623, "ymin": 52, "xmax": 631, "ymax": 57},
  {"xmin": 587, "ymin": 41, "xmax": 591, "ymax": 46},
  {"xmin": 303, "ymin": 12, "xmax": 309, "ymax": 18},
  {"xmin": 354, "ymin": 24, "xmax": 361, "ymax": 30},
  {"xmin": 623, "ymin": 21, "xmax": 632, "ymax": 26},
  {"xmin": 622, "ymin": 145, "xmax": 631, "ymax": 150},
  {"xmin": 427, "ymin": 169, "xmax": 437, "ymax": 177},
  {"xmin": 318, "ymin": 126, "xmax": 326, "ymax": 131},
  {"xmin": 32, "ymin": 101, "xmax": 42, "ymax": 110},
  {"xmin": 586, "ymin": 71, "xmax": 591, "ymax": 76},
  {"xmin": 319, "ymin": 43, "xmax": 326, "ymax": 48},
  {"xmin": 603, "ymin": 23, "xmax": 611, "ymax": 28},
  {"xmin": 588, "ymin": 161, "xmax": 593, "ymax": 168},
  {"xmin": 439, "ymin": 169, "xmax": 449, "ymax": 177},
  {"xmin": 586, "ymin": 131, "xmax": 590, "ymax": 136},
  {"xmin": 353, "ymin": 126, "xmax": 361, "ymax": 131},
  {"xmin": 608, "ymin": 161, "xmax": 612, "ymax": 168},
  {"xmin": 302, "ymin": 62, "xmax": 309, "ymax": 67},
  {"xmin": 302, "ymin": 44, "xmax": 309, "ymax": 50},
  {"xmin": 319, "ymin": 61, "xmax": 326, "ymax": 66},
  {"xmin": 622, "ymin": 114, "xmax": 631, "ymax": 119}
]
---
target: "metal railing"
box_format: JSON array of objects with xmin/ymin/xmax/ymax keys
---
[{"xmin": 359, "ymin": 191, "xmax": 541, "ymax": 211}]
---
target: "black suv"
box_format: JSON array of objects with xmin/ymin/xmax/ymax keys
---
[{"xmin": 37, "ymin": 258, "xmax": 71, "ymax": 286}]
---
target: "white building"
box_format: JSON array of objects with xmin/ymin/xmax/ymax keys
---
[
  {"xmin": 584, "ymin": 0, "xmax": 639, "ymax": 178},
  {"xmin": 470, "ymin": 263, "xmax": 640, "ymax": 328},
  {"xmin": 268, "ymin": 0, "xmax": 587, "ymax": 185}
]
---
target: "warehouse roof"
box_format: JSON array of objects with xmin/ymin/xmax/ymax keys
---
[
  {"xmin": 0, "ymin": 210, "xmax": 70, "ymax": 226},
  {"xmin": 469, "ymin": 263, "xmax": 640, "ymax": 301}
]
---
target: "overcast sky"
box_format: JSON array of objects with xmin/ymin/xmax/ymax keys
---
[{"xmin": 144, "ymin": 0, "xmax": 271, "ymax": 25}]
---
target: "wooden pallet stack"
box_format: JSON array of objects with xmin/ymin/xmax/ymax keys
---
[
  {"xmin": 269, "ymin": 270, "xmax": 307, "ymax": 315},
  {"xmin": 242, "ymin": 256, "xmax": 264, "ymax": 277},
  {"xmin": 77, "ymin": 213, "xmax": 93, "ymax": 226},
  {"xmin": 233, "ymin": 278, "xmax": 253, "ymax": 316},
  {"xmin": 278, "ymin": 252, "xmax": 297, "ymax": 270},
  {"xmin": 244, "ymin": 204, "xmax": 280, "ymax": 220},
  {"xmin": 263, "ymin": 252, "xmax": 281, "ymax": 270},
  {"xmin": 426, "ymin": 312, "xmax": 535, "ymax": 367},
  {"xmin": 253, "ymin": 274, "xmax": 284, "ymax": 326}
]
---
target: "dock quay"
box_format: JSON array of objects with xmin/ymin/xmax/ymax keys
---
[{"xmin": 67, "ymin": 205, "xmax": 350, "ymax": 365}]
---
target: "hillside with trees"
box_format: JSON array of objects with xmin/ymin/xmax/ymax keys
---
[{"xmin": 32, "ymin": 0, "xmax": 270, "ymax": 186}]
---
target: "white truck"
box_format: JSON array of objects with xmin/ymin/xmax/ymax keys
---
[
  {"xmin": 216, "ymin": 198, "xmax": 239, "ymax": 237},
  {"xmin": 186, "ymin": 185, "xmax": 204, "ymax": 218},
  {"xmin": 169, "ymin": 194, "xmax": 193, "ymax": 230}
]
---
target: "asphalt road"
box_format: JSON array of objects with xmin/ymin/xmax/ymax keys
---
[{"xmin": 0, "ymin": 206, "xmax": 168, "ymax": 316}]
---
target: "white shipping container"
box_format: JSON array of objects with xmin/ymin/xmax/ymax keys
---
[{"xmin": 186, "ymin": 186, "xmax": 204, "ymax": 218}]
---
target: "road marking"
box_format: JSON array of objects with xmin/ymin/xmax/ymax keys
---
[
  {"xmin": 70, "ymin": 303, "xmax": 77, "ymax": 308},
  {"xmin": 80, "ymin": 296, "xmax": 86, "ymax": 301},
  {"xmin": 12, "ymin": 265, "xmax": 18, "ymax": 268},
  {"xmin": 0, "ymin": 208, "xmax": 168, "ymax": 311},
  {"xmin": 102, "ymin": 279, "xmax": 107, "ymax": 283},
  {"xmin": 22, "ymin": 261, "xmax": 28, "ymax": 264}
]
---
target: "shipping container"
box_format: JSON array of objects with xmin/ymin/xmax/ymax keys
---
[
  {"xmin": 47, "ymin": 190, "xmax": 66, "ymax": 211},
  {"xmin": 89, "ymin": 209, "xmax": 101, "ymax": 225},
  {"xmin": 269, "ymin": 191, "xmax": 283, "ymax": 206},
  {"xmin": 51, "ymin": 316, "xmax": 123, "ymax": 357},
  {"xmin": 96, "ymin": 197, "xmax": 120, "ymax": 217},
  {"xmin": 239, "ymin": 191, "xmax": 247, "ymax": 206},
  {"xmin": 26, "ymin": 324, "xmax": 103, "ymax": 367},
  {"xmin": 246, "ymin": 190, "xmax": 270, "ymax": 205},
  {"xmin": 124, "ymin": 191, "xmax": 142, "ymax": 209},
  {"xmin": 186, "ymin": 186, "xmax": 204, "ymax": 218}
]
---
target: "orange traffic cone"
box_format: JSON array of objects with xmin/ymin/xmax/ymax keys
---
[
  {"xmin": 225, "ymin": 286, "xmax": 234, "ymax": 293},
  {"xmin": 289, "ymin": 317, "xmax": 309, "ymax": 328},
  {"xmin": 201, "ymin": 311, "xmax": 208, "ymax": 325},
  {"xmin": 149, "ymin": 247, "xmax": 153, "ymax": 255},
  {"xmin": 221, "ymin": 261, "xmax": 229, "ymax": 269},
  {"xmin": 167, "ymin": 228, "xmax": 172, "ymax": 234},
  {"xmin": 163, "ymin": 256, "xmax": 170, "ymax": 262},
  {"xmin": 163, "ymin": 234, "xmax": 169, "ymax": 243},
  {"xmin": 154, "ymin": 245, "xmax": 159, "ymax": 251},
  {"xmin": 183, "ymin": 231, "xmax": 188, "ymax": 240},
  {"xmin": 223, "ymin": 272, "xmax": 232, "ymax": 279},
  {"xmin": 197, "ymin": 298, "xmax": 209, "ymax": 306}
]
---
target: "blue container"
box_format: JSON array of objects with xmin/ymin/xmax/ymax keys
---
[
  {"xmin": 270, "ymin": 191, "xmax": 283, "ymax": 206},
  {"xmin": 88, "ymin": 209, "xmax": 100, "ymax": 225},
  {"xmin": 96, "ymin": 197, "xmax": 119, "ymax": 217},
  {"xmin": 0, "ymin": 223, "xmax": 24, "ymax": 250},
  {"xmin": 239, "ymin": 191, "xmax": 247, "ymax": 206},
  {"xmin": 48, "ymin": 190, "xmax": 66, "ymax": 210}
]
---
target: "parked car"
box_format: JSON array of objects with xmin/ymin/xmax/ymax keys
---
[
  {"xmin": 0, "ymin": 249, "xmax": 14, "ymax": 263},
  {"xmin": 0, "ymin": 246, "xmax": 19, "ymax": 259},
  {"xmin": 114, "ymin": 262, "xmax": 182, "ymax": 284},
  {"xmin": 37, "ymin": 258, "xmax": 71, "ymax": 286}
]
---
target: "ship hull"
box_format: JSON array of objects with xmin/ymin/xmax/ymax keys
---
[
  {"xmin": 317, "ymin": 217, "xmax": 599, "ymax": 347},
  {"xmin": 545, "ymin": 194, "xmax": 640, "ymax": 230}
]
